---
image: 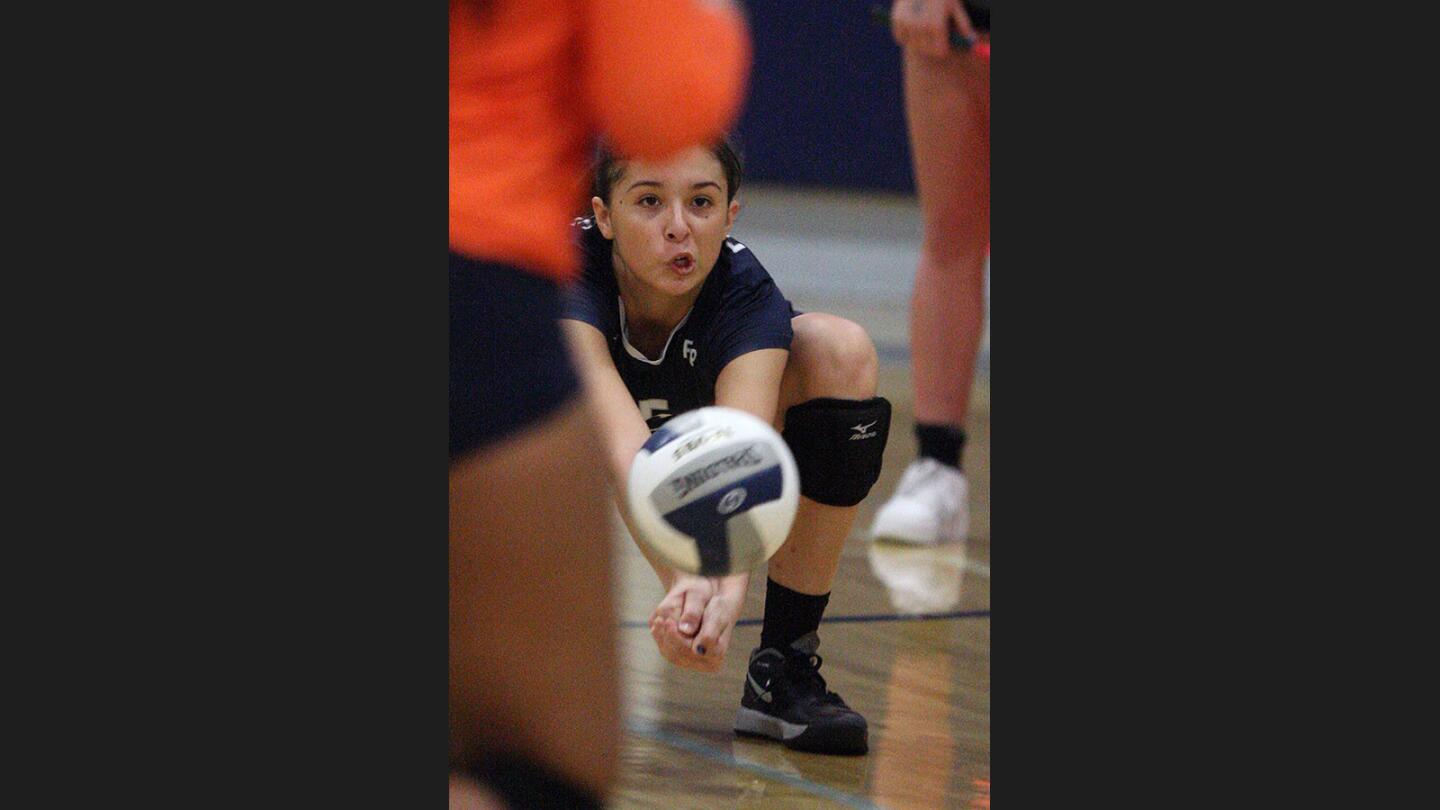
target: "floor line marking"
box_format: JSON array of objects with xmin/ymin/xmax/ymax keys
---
[{"xmin": 620, "ymin": 608, "xmax": 990, "ymax": 630}]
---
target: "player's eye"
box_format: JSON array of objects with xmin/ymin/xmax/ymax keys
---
[
  {"xmin": 691, "ymin": 196, "xmax": 713, "ymax": 209},
  {"xmin": 637, "ymin": 194, "xmax": 661, "ymax": 207}
]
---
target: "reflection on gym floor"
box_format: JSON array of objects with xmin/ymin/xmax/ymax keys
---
[{"xmin": 868, "ymin": 540, "xmax": 968, "ymax": 615}]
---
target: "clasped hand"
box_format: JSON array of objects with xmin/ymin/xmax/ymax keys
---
[{"xmin": 649, "ymin": 571, "xmax": 748, "ymax": 673}]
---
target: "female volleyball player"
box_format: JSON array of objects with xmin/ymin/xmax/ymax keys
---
[
  {"xmin": 562, "ymin": 142, "xmax": 891, "ymax": 755},
  {"xmin": 450, "ymin": 0, "xmax": 750, "ymax": 806},
  {"xmin": 868, "ymin": 0, "xmax": 990, "ymax": 548}
]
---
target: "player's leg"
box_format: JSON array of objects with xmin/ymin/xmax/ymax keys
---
[
  {"xmin": 769, "ymin": 314, "xmax": 882, "ymax": 594},
  {"xmin": 736, "ymin": 313, "xmax": 889, "ymax": 755},
  {"xmin": 909, "ymin": 46, "xmax": 988, "ymax": 427},
  {"xmin": 450, "ymin": 403, "xmax": 617, "ymax": 803},
  {"xmin": 449, "ymin": 255, "xmax": 617, "ymax": 807},
  {"xmin": 871, "ymin": 45, "xmax": 989, "ymax": 545}
]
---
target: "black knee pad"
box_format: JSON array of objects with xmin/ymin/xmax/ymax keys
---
[{"xmin": 781, "ymin": 397, "xmax": 892, "ymax": 507}]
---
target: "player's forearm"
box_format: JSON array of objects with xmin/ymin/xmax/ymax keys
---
[
  {"xmin": 714, "ymin": 349, "xmax": 788, "ymax": 428},
  {"xmin": 562, "ymin": 320, "xmax": 649, "ymax": 485},
  {"xmin": 717, "ymin": 570, "xmax": 750, "ymax": 602},
  {"xmin": 561, "ymin": 320, "xmax": 677, "ymax": 586},
  {"xmin": 612, "ymin": 444, "xmax": 684, "ymax": 589},
  {"xmin": 600, "ymin": 424, "xmax": 679, "ymax": 588},
  {"xmin": 634, "ymin": 534, "xmax": 679, "ymax": 591}
]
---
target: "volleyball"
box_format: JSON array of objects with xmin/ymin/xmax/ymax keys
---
[{"xmin": 626, "ymin": 406, "xmax": 800, "ymax": 577}]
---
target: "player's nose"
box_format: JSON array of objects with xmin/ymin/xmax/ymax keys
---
[{"xmin": 664, "ymin": 202, "xmax": 689, "ymax": 241}]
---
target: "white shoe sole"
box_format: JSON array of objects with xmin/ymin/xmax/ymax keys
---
[
  {"xmin": 734, "ymin": 707, "xmax": 806, "ymax": 741},
  {"xmin": 734, "ymin": 707, "xmax": 869, "ymax": 754}
]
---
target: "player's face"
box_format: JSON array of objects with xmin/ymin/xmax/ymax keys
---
[{"xmin": 592, "ymin": 147, "xmax": 740, "ymax": 300}]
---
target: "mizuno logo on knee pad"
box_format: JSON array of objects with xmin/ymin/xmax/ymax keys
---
[
  {"xmin": 782, "ymin": 397, "xmax": 892, "ymax": 507},
  {"xmin": 849, "ymin": 420, "xmax": 879, "ymax": 440}
]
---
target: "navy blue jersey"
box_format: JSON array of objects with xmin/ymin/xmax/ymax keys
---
[{"xmin": 562, "ymin": 217, "xmax": 797, "ymax": 431}]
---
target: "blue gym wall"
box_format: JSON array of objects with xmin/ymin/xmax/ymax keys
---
[{"xmin": 734, "ymin": 1, "xmax": 916, "ymax": 194}]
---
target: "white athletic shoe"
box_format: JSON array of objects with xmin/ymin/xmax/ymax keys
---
[{"xmin": 868, "ymin": 458, "xmax": 968, "ymax": 546}]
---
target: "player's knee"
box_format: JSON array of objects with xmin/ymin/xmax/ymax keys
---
[
  {"xmin": 792, "ymin": 314, "xmax": 878, "ymax": 399},
  {"xmin": 781, "ymin": 396, "xmax": 891, "ymax": 507}
]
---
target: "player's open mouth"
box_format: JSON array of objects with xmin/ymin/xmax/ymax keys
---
[{"xmin": 670, "ymin": 254, "xmax": 695, "ymax": 274}]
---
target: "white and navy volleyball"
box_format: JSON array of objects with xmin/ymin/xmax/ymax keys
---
[{"xmin": 626, "ymin": 406, "xmax": 800, "ymax": 577}]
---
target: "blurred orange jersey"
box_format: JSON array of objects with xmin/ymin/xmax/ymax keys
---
[{"xmin": 450, "ymin": 0, "xmax": 751, "ymax": 281}]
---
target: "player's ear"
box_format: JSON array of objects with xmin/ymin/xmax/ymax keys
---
[
  {"xmin": 725, "ymin": 197, "xmax": 740, "ymax": 233},
  {"xmin": 592, "ymin": 196, "xmax": 614, "ymax": 239}
]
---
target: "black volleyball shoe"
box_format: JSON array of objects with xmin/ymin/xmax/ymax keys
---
[{"xmin": 733, "ymin": 632, "xmax": 868, "ymax": 755}]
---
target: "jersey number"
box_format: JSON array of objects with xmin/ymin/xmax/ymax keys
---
[{"xmin": 638, "ymin": 398, "xmax": 672, "ymax": 431}]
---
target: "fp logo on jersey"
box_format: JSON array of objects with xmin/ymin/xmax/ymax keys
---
[{"xmin": 683, "ymin": 339, "xmax": 697, "ymax": 367}]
